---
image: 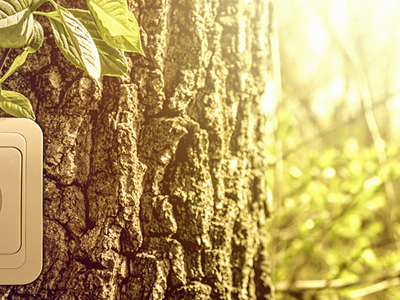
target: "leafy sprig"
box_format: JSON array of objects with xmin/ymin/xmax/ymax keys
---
[{"xmin": 0, "ymin": 0, "xmax": 144, "ymax": 119}]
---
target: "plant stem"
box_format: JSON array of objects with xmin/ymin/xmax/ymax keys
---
[
  {"xmin": 33, "ymin": 11, "xmax": 48, "ymax": 17},
  {"xmin": 0, "ymin": 49, "xmax": 11, "ymax": 76}
]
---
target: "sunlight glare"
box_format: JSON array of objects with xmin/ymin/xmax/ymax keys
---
[
  {"xmin": 331, "ymin": 0, "xmax": 348, "ymax": 30},
  {"xmin": 322, "ymin": 167, "xmax": 336, "ymax": 178},
  {"xmin": 262, "ymin": 79, "xmax": 276, "ymax": 115},
  {"xmin": 328, "ymin": 77, "xmax": 345, "ymax": 99},
  {"xmin": 363, "ymin": 176, "xmax": 382, "ymax": 189},
  {"xmin": 391, "ymin": 94, "xmax": 400, "ymax": 110},
  {"xmin": 305, "ymin": 219, "xmax": 315, "ymax": 229},
  {"xmin": 307, "ymin": 16, "xmax": 327, "ymax": 55}
]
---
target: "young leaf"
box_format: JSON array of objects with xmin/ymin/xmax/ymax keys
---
[
  {"xmin": 69, "ymin": 9, "xmax": 128, "ymax": 76},
  {"xmin": 24, "ymin": 20, "xmax": 44, "ymax": 53},
  {"xmin": 0, "ymin": 89, "xmax": 35, "ymax": 119},
  {"xmin": 57, "ymin": 5, "xmax": 101, "ymax": 84},
  {"xmin": 0, "ymin": 7, "xmax": 34, "ymax": 48},
  {"xmin": 46, "ymin": 11, "xmax": 82, "ymax": 68},
  {"xmin": 46, "ymin": 5, "xmax": 101, "ymax": 84},
  {"xmin": 0, "ymin": 49, "xmax": 29, "ymax": 83},
  {"xmin": 87, "ymin": 0, "xmax": 145, "ymax": 54}
]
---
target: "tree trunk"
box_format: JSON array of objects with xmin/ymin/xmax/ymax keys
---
[{"xmin": 0, "ymin": 0, "xmax": 274, "ymax": 299}]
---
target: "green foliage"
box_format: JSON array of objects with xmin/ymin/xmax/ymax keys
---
[
  {"xmin": 0, "ymin": 3, "xmax": 35, "ymax": 49},
  {"xmin": 46, "ymin": 5, "xmax": 101, "ymax": 85},
  {"xmin": 69, "ymin": 9, "xmax": 128, "ymax": 77},
  {"xmin": 87, "ymin": 0, "xmax": 144, "ymax": 55},
  {"xmin": 0, "ymin": 0, "xmax": 145, "ymax": 120},
  {"xmin": 270, "ymin": 112, "xmax": 400, "ymax": 299},
  {"xmin": 0, "ymin": 50, "xmax": 29, "ymax": 84},
  {"xmin": 0, "ymin": 87, "xmax": 35, "ymax": 119},
  {"xmin": 25, "ymin": 19, "xmax": 44, "ymax": 53}
]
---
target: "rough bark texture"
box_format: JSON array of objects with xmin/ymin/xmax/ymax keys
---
[{"xmin": 0, "ymin": 0, "xmax": 274, "ymax": 299}]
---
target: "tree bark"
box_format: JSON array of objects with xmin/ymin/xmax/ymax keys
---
[{"xmin": 0, "ymin": 0, "xmax": 274, "ymax": 299}]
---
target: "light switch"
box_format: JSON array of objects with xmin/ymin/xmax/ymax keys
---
[
  {"xmin": 0, "ymin": 118, "xmax": 42, "ymax": 285},
  {"xmin": 0, "ymin": 147, "xmax": 22, "ymax": 254}
]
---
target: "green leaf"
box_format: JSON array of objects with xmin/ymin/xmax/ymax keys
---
[
  {"xmin": 0, "ymin": 49, "xmax": 28, "ymax": 83},
  {"xmin": 0, "ymin": 0, "xmax": 32, "ymax": 17},
  {"xmin": 46, "ymin": 11, "xmax": 82, "ymax": 68},
  {"xmin": 0, "ymin": 8, "xmax": 34, "ymax": 48},
  {"xmin": 69, "ymin": 9, "xmax": 128, "ymax": 76},
  {"xmin": 87, "ymin": 0, "xmax": 145, "ymax": 54},
  {"xmin": 46, "ymin": 6, "xmax": 101, "ymax": 84},
  {"xmin": 24, "ymin": 20, "xmax": 44, "ymax": 53},
  {"xmin": 0, "ymin": 89, "xmax": 35, "ymax": 119},
  {"xmin": 57, "ymin": 5, "xmax": 101, "ymax": 83}
]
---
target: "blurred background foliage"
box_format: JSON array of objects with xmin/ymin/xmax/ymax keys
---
[{"xmin": 268, "ymin": 0, "xmax": 400, "ymax": 299}]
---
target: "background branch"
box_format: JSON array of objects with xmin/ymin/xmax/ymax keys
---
[{"xmin": 275, "ymin": 262, "xmax": 400, "ymax": 292}]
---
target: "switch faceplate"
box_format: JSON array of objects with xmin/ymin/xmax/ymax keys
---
[
  {"xmin": 0, "ymin": 118, "xmax": 43, "ymax": 285},
  {"xmin": 0, "ymin": 147, "xmax": 22, "ymax": 254}
]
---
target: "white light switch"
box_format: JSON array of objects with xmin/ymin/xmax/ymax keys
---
[{"xmin": 0, "ymin": 147, "xmax": 22, "ymax": 254}]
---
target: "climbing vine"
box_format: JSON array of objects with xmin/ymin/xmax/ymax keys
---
[{"xmin": 0, "ymin": 0, "xmax": 144, "ymax": 119}]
